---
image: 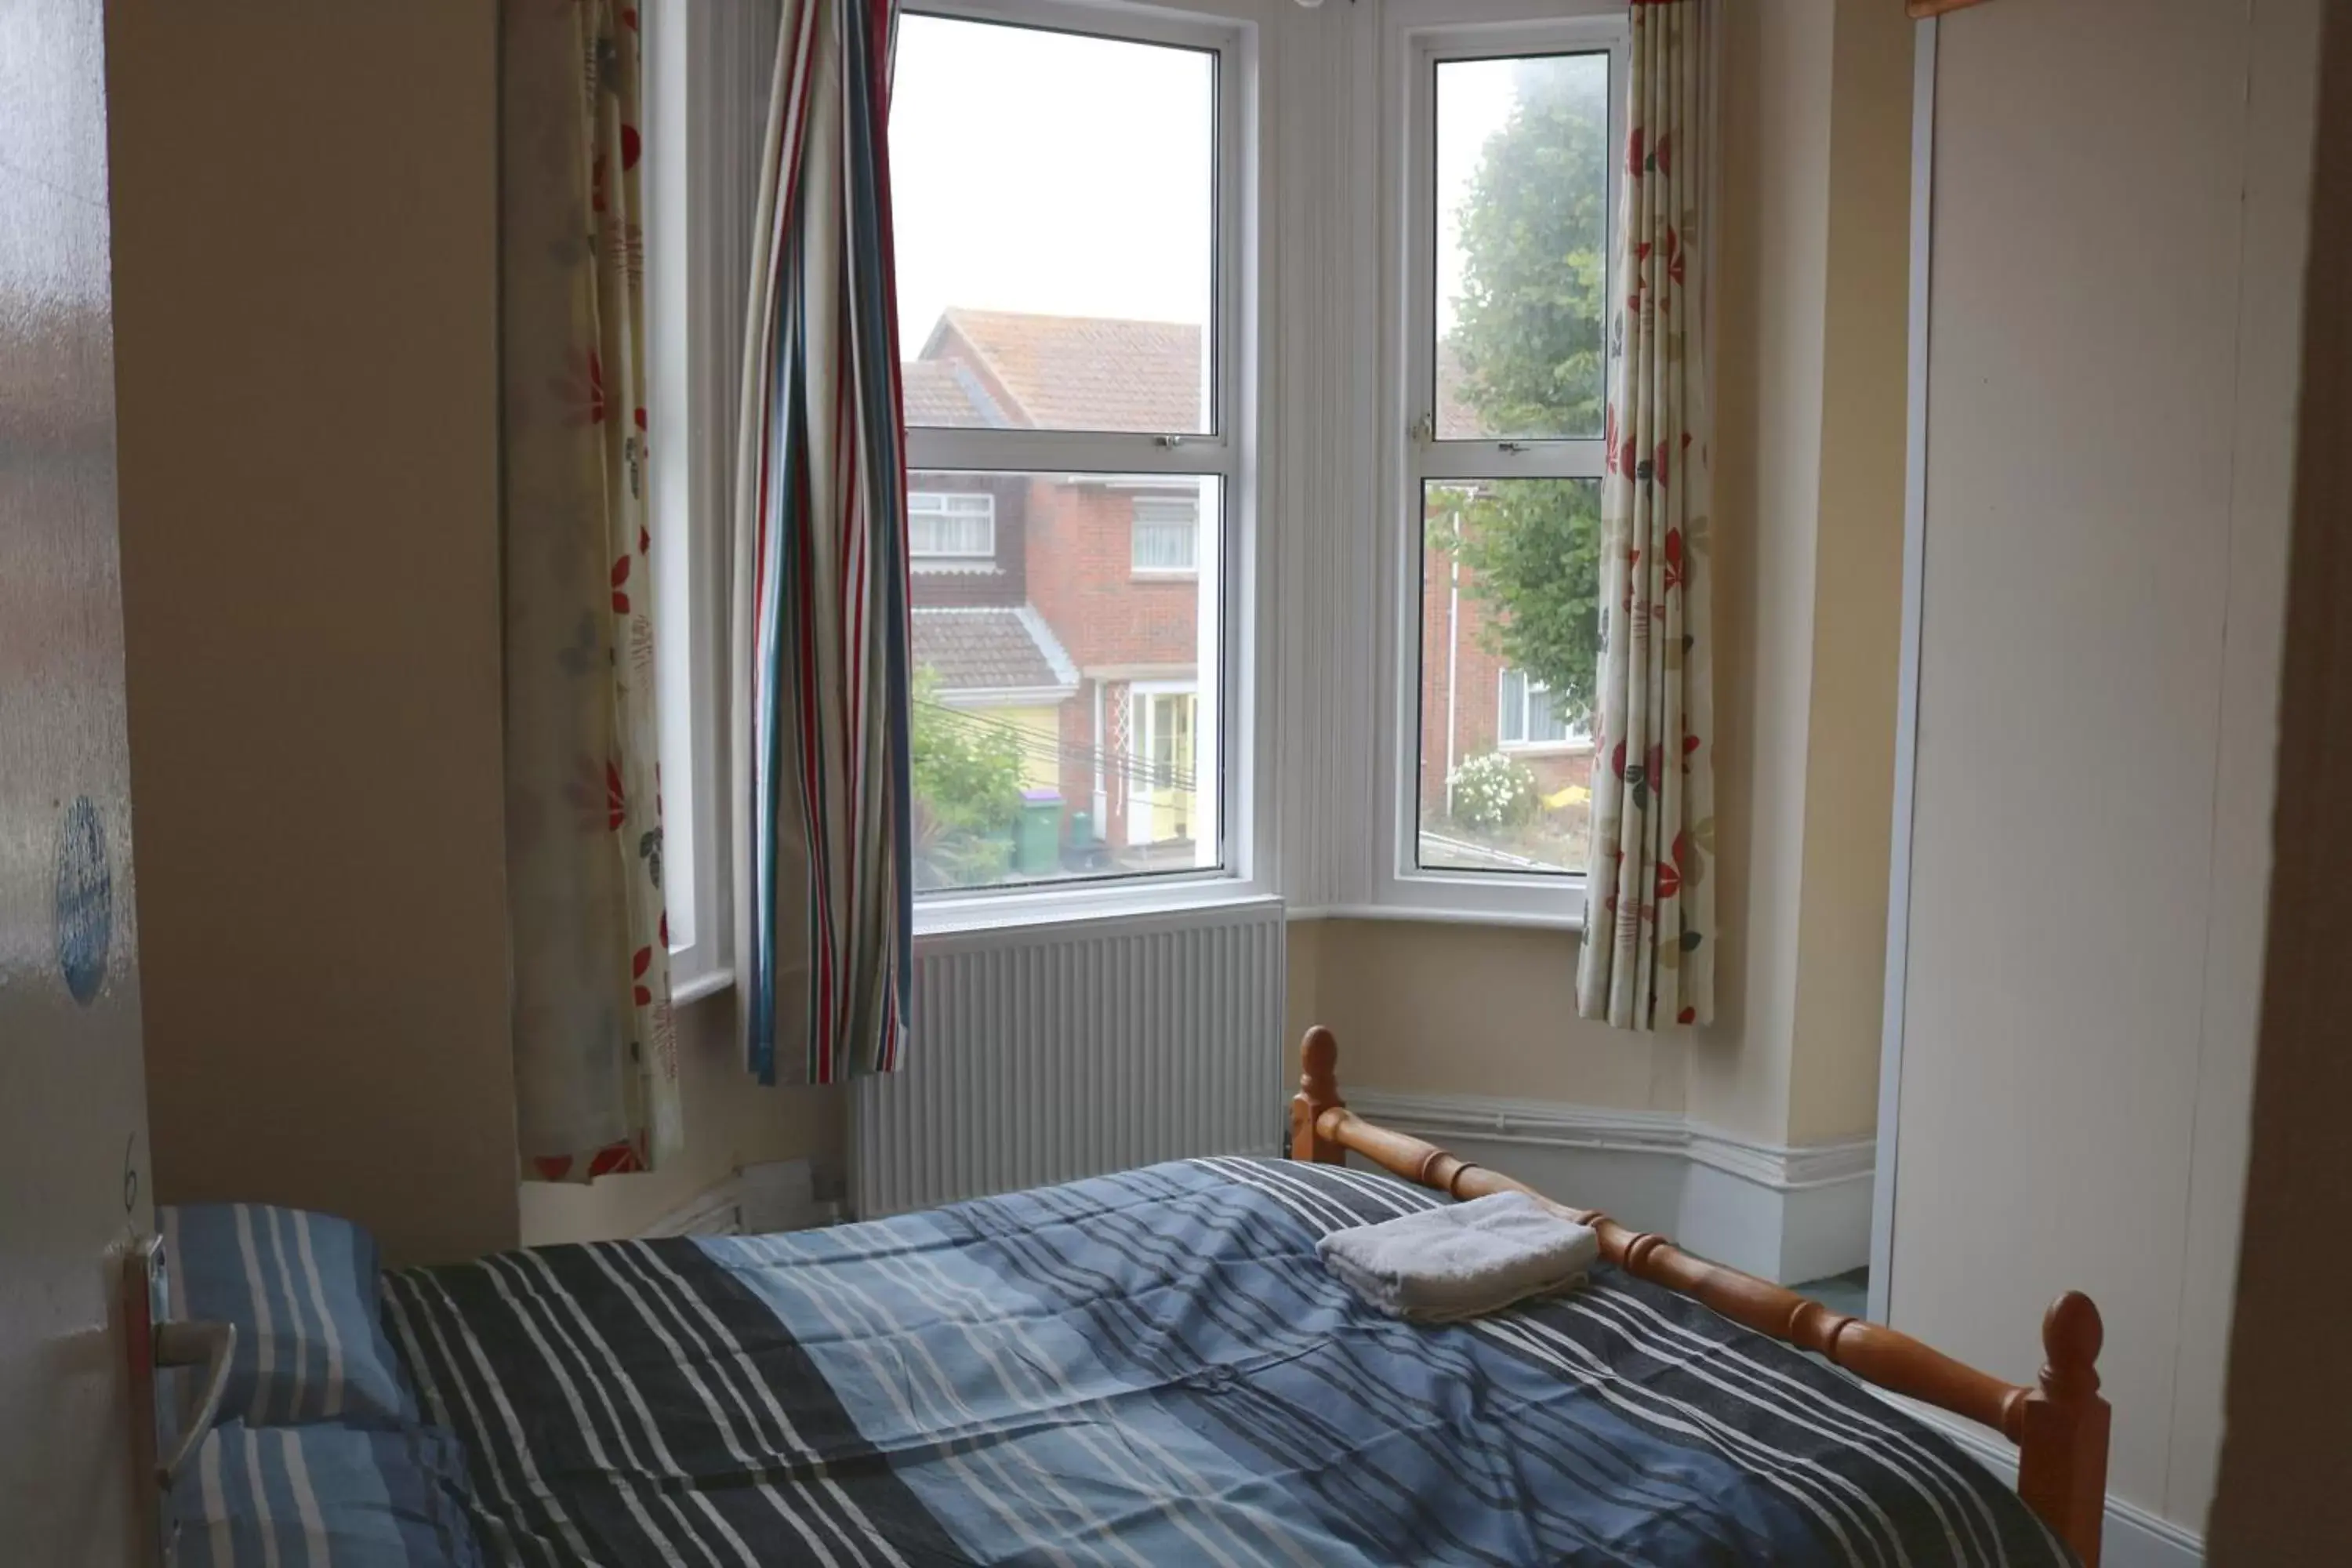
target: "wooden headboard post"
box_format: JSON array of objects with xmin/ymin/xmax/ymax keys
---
[
  {"xmin": 1290, "ymin": 1026, "xmax": 2109, "ymax": 1566},
  {"xmin": 2016, "ymin": 1293, "xmax": 2111, "ymax": 1565},
  {"xmin": 1289, "ymin": 1025, "xmax": 1345, "ymax": 1164}
]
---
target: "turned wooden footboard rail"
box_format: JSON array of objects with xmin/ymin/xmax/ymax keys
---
[{"xmin": 1288, "ymin": 1025, "xmax": 2112, "ymax": 1566}]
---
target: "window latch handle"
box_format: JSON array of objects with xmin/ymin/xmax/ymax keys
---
[
  {"xmin": 1154, "ymin": 434, "xmax": 1185, "ymax": 449},
  {"xmin": 1497, "ymin": 440, "xmax": 1528, "ymax": 454}
]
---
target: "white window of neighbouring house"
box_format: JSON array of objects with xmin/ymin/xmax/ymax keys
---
[
  {"xmin": 1131, "ymin": 495, "xmax": 1200, "ymax": 575},
  {"xmin": 909, "ymin": 492, "xmax": 996, "ymax": 561},
  {"xmin": 1383, "ymin": 4, "xmax": 1624, "ymax": 908},
  {"xmin": 892, "ymin": 2, "xmax": 1245, "ymax": 912},
  {"xmin": 1497, "ymin": 669, "xmax": 1581, "ymax": 749}
]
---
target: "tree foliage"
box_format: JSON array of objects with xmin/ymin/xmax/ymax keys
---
[
  {"xmin": 1443, "ymin": 57, "xmax": 1612, "ymax": 723},
  {"xmin": 1432, "ymin": 479, "xmax": 1605, "ymax": 723},
  {"xmin": 910, "ymin": 668, "xmax": 1024, "ymax": 837}
]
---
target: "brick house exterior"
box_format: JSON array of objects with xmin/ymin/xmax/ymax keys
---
[
  {"xmin": 1415, "ymin": 343, "xmax": 1594, "ymax": 869},
  {"xmin": 905, "ymin": 311, "xmax": 1210, "ymax": 860},
  {"xmin": 1418, "ymin": 528, "xmax": 1595, "ymax": 822},
  {"xmin": 905, "ymin": 308, "xmax": 1589, "ymax": 876}
]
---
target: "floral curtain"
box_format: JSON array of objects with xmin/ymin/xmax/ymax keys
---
[
  {"xmin": 731, "ymin": 0, "xmax": 912, "ymax": 1086},
  {"xmin": 1577, "ymin": 0, "xmax": 1717, "ymax": 1030},
  {"xmin": 503, "ymin": 0, "xmax": 679, "ymax": 1177}
]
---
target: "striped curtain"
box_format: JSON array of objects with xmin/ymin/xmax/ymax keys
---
[
  {"xmin": 731, "ymin": 0, "xmax": 912, "ymax": 1087},
  {"xmin": 503, "ymin": 0, "xmax": 680, "ymax": 1177},
  {"xmin": 1577, "ymin": 0, "xmax": 1718, "ymax": 1029}
]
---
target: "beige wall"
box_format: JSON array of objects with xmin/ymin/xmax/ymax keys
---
[
  {"xmin": 107, "ymin": 0, "xmax": 826, "ymax": 1265},
  {"xmin": 1891, "ymin": 0, "xmax": 2318, "ymax": 1528},
  {"xmin": 109, "ymin": 1, "xmax": 518, "ymax": 1267},
  {"xmin": 1283, "ymin": 918, "xmax": 1324, "ymax": 1067},
  {"xmin": 1784, "ymin": 0, "xmax": 1911, "ymax": 1145},
  {"xmin": 1697, "ymin": 0, "xmax": 1911, "ymax": 1149},
  {"xmin": 1693, "ymin": 0, "xmax": 1835, "ymax": 1145},
  {"xmin": 1287, "ymin": 922, "xmax": 1685, "ymax": 1115}
]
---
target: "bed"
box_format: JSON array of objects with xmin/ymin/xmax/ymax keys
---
[{"xmin": 153, "ymin": 1029, "xmax": 2109, "ymax": 1566}]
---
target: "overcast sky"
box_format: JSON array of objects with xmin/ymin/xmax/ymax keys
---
[
  {"xmin": 888, "ymin": 18, "xmax": 1544, "ymax": 350},
  {"xmin": 890, "ymin": 16, "xmax": 1216, "ymax": 348},
  {"xmin": 1435, "ymin": 59, "xmax": 1515, "ymax": 340}
]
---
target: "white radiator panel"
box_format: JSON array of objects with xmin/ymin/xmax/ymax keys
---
[{"xmin": 852, "ymin": 901, "xmax": 1287, "ymax": 1218}]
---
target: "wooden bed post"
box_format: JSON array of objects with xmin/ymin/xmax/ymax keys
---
[
  {"xmin": 2015, "ymin": 1292, "xmax": 2111, "ymax": 1566},
  {"xmin": 1291, "ymin": 1024, "xmax": 2113, "ymax": 1562},
  {"xmin": 1290, "ymin": 1025, "xmax": 1345, "ymax": 1163}
]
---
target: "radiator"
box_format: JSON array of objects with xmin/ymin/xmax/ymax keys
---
[{"xmin": 851, "ymin": 899, "xmax": 1288, "ymax": 1218}]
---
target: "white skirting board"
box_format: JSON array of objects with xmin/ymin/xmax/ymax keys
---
[
  {"xmin": 639, "ymin": 1158, "xmax": 837, "ymax": 1238},
  {"xmin": 1341, "ymin": 1090, "xmax": 1875, "ymax": 1286},
  {"xmin": 1875, "ymin": 1393, "xmax": 2206, "ymax": 1568}
]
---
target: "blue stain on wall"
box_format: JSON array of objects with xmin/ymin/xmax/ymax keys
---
[{"xmin": 53, "ymin": 795, "xmax": 112, "ymax": 1005}]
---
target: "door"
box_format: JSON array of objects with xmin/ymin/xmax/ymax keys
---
[
  {"xmin": 1126, "ymin": 686, "xmax": 1196, "ymax": 848},
  {"xmin": 2, "ymin": 3, "xmax": 155, "ymax": 1562}
]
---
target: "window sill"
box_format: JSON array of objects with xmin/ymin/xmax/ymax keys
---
[
  {"xmin": 1284, "ymin": 903, "xmax": 1585, "ymax": 934},
  {"xmin": 913, "ymin": 880, "xmax": 1278, "ymax": 949},
  {"xmin": 1129, "ymin": 569, "xmax": 1200, "ymax": 583},
  {"xmin": 1497, "ymin": 739, "xmax": 1595, "ymax": 758},
  {"xmin": 672, "ymin": 965, "xmax": 735, "ymax": 1006}
]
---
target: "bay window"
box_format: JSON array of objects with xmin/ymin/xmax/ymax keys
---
[
  {"xmin": 1379, "ymin": 2, "xmax": 1625, "ymax": 920},
  {"xmin": 891, "ymin": 1, "xmax": 1247, "ymax": 910}
]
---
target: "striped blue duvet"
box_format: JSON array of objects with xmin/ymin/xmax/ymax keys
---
[
  {"xmin": 169, "ymin": 1421, "xmax": 481, "ymax": 1568},
  {"xmin": 372, "ymin": 1158, "xmax": 2072, "ymax": 1566}
]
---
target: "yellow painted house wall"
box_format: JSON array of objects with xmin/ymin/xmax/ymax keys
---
[{"xmin": 987, "ymin": 706, "xmax": 1062, "ymax": 793}]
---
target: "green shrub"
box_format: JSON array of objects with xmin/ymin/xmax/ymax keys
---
[
  {"xmin": 1447, "ymin": 752, "xmax": 1540, "ymax": 830},
  {"xmin": 910, "ymin": 668, "xmax": 1024, "ymax": 836}
]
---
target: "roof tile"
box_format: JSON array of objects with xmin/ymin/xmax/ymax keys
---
[
  {"xmin": 900, "ymin": 359, "xmax": 1005, "ymax": 428},
  {"xmin": 913, "ymin": 309, "xmax": 1203, "ymax": 434},
  {"xmin": 911, "ymin": 607, "xmax": 1076, "ymax": 695}
]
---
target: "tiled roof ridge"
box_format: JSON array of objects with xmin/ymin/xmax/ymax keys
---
[{"xmin": 916, "ymin": 308, "xmax": 1203, "ymax": 434}]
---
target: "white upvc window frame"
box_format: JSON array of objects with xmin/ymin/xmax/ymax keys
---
[
  {"xmin": 908, "ymin": 491, "xmax": 997, "ymax": 563},
  {"xmin": 644, "ymin": 0, "xmax": 734, "ymax": 1001},
  {"xmin": 899, "ymin": 0, "xmax": 1267, "ymax": 936},
  {"xmin": 648, "ymin": 0, "xmax": 1267, "ymax": 974},
  {"xmin": 1372, "ymin": 0, "xmax": 1626, "ymax": 927}
]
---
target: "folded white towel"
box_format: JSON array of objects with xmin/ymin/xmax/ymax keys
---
[{"xmin": 1316, "ymin": 1192, "xmax": 1601, "ymax": 1322}]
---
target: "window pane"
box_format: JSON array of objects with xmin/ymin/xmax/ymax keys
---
[
  {"xmin": 1417, "ymin": 479, "xmax": 1600, "ymax": 875},
  {"xmin": 1497, "ymin": 668, "xmax": 1528, "ymax": 744},
  {"xmin": 909, "ymin": 470, "xmax": 1222, "ymax": 892},
  {"xmin": 1522, "ymin": 678, "xmax": 1573, "ymax": 744},
  {"xmin": 1435, "ymin": 53, "xmax": 1610, "ymax": 442},
  {"xmin": 909, "ymin": 492, "xmax": 996, "ymax": 558},
  {"xmin": 893, "ymin": 16, "xmax": 1215, "ymax": 434},
  {"xmin": 1131, "ymin": 496, "xmax": 1199, "ymax": 572}
]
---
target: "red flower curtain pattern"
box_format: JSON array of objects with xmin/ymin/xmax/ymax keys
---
[
  {"xmin": 1577, "ymin": 0, "xmax": 1718, "ymax": 1029},
  {"xmin": 505, "ymin": 0, "xmax": 680, "ymax": 1178}
]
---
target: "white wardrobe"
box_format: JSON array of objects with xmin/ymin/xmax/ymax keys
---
[{"xmin": 1875, "ymin": 0, "xmax": 2322, "ymax": 1551}]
